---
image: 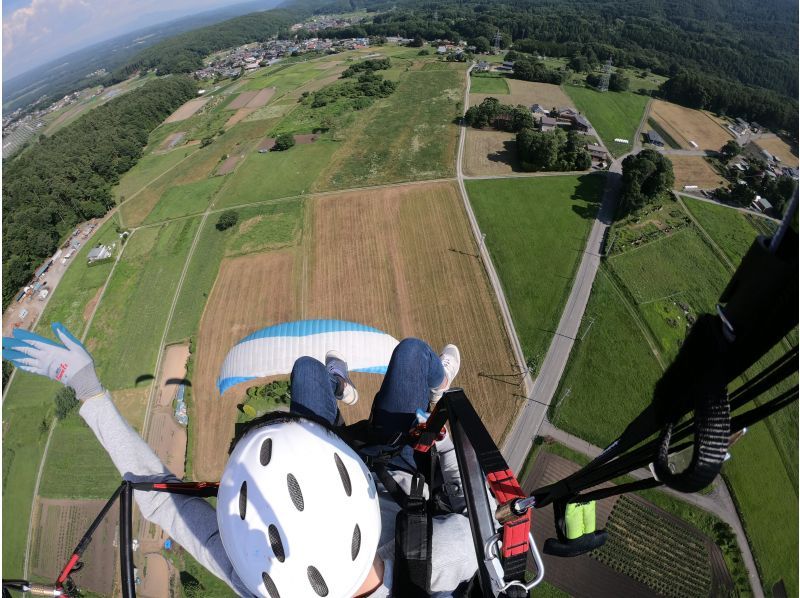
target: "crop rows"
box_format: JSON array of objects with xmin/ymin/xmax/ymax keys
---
[{"xmin": 591, "ymin": 497, "xmax": 712, "ymax": 597}]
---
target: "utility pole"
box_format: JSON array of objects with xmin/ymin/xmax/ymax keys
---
[{"xmin": 599, "ymin": 57, "xmax": 613, "ymax": 92}]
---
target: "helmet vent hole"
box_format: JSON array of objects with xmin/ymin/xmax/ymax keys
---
[
  {"xmin": 238, "ymin": 481, "xmax": 247, "ymax": 520},
  {"xmin": 287, "ymin": 473, "xmax": 304, "ymax": 511},
  {"xmin": 261, "ymin": 571, "xmax": 280, "ymax": 598},
  {"xmin": 334, "ymin": 453, "xmax": 352, "ymax": 497},
  {"xmin": 260, "ymin": 438, "xmax": 272, "ymax": 466},
  {"xmin": 268, "ymin": 524, "xmax": 285, "ymax": 562},
  {"xmin": 307, "ymin": 566, "xmax": 329, "ymax": 596},
  {"xmin": 351, "ymin": 524, "xmax": 361, "ymax": 561}
]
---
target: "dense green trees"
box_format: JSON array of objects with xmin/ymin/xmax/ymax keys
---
[
  {"xmin": 54, "ymin": 387, "xmax": 79, "ymax": 420},
  {"xmin": 341, "ymin": 58, "xmax": 390, "ymax": 78},
  {"xmin": 2, "ymin": 77, "xmax": 196, "ymax": 306},
  {"xmin": 274, "ymin": 133, "xmax": 296, "ymax": 151},
  {"xmin": 609, "ymin": 73, "xmax": 630, "ymax": 92},
  {"xmin": 620, "ymin": 149, "xmax": 675, "ymax": 211},
  {"xmin": 510, "ymin": 57, "xmax": 563, "ymax": 84},
  {"xmin": 464, "ymin": 97, "xmax": 532, "ymax": 132},
  {"xmin": 216, "ymin": 210, "xmax": 240, "ymax": 230},
  {"xmin": 308, "ymin": 71, "xmax": 396, "ymax": 109},
  {"xmin": 720, "ymin": 140, "xmax": 742, "ymax": 163},
  {"xmin": 516, "ymin": 128, "xmax": 592, "ymax": 171}
]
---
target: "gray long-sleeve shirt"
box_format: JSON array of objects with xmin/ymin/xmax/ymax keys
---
[{"xmin": 79, "ymin": 393, "xmax": 477, "ymax": 596}]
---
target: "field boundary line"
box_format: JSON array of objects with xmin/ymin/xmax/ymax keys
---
[
  {"xmin": 142, "ymin": 213, "xmax": 209, "ymax": 441},
  {"xmin": 676, "ymin": 195, "xmax": 735, "ymax": 271},
  {"xmin": 22, "ymin": 231, "xmax": 132, "ymax": 578}
]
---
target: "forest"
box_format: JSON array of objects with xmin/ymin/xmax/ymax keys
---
[{"xmin": 2, "ymin": 77, "xmax": 197, "ymax": 306}]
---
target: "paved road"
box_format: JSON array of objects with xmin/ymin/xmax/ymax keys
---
[
  {"xmin": 501, "ymin": 160, "xmax": 622, "ymax": 472},
  {"xmin": 540, "ymin": 422, "xmax": 765, "ymax": 598}
]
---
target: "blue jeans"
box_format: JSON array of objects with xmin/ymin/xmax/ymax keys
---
[{"xmin": 290, "ymin": 338, "xmax": 445, "ymax": 470}]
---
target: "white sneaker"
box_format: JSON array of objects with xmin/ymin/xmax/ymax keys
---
[
  {"xmin": 430, "ymin": 344, "xmax": 460, "ymax": 409},
  {"xmin": 325, "ymin": 350, "xmax": 358, "ymax": 406}
]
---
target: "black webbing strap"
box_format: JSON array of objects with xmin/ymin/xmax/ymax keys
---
[{"xmin": 393, "ymin": 473, "xmax": 432, "ymax": 597}]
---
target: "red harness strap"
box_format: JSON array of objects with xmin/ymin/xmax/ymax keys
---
[{"xmin": 487, "ymin": 469, "xmax": 531, "ymax": 557}]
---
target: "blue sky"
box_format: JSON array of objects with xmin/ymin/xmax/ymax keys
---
[{"xmin": 2, "ymin": 0, "xmax": 250, "ymax": 80}]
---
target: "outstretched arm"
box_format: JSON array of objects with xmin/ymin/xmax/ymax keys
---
[{"xmin": 3, "ymin": 324, "xmax": 246, "ymax": 593}]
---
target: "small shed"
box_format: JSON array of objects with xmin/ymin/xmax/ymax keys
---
[
  {"xmin": 752, "ymin": 195, "xmax": 773, "ymax": 213},
  {"xmin": 87, "ymin": 245, "xmax": 111, "ymax": 263},
  {"xmin": 645, "ymin": 130, "xmax": 665, "ymax": 147},
  {"xmin": 540, "ymin": 116, "xmax": 558, "ymax": 132}
]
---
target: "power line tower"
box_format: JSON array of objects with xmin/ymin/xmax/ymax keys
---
[
  {"xmin": 598, "ymin": 57, "xmax": 613, "ymax": 92},
  {"xmin": 492, "ymin": 30, "xmax": 502, "ymax": 55}
]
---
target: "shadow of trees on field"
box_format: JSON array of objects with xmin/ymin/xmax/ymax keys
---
[
  {"xmin": 486, "ymin": 140, "xmax": 524, "ymax": 172},
  {"xmin": 571, "ymin": 173, "xmax": 611, "ymax": 221}
]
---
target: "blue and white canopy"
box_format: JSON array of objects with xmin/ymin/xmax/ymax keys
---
[{"xmin": 216, "ymin": 319, "xmax": 399, "ymax": 395}]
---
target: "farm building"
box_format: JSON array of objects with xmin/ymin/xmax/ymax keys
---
[
  {"xmin": 540, "ymin": 116, "xmax": 558, "ymax": 132},
  {"xmin": 587, "ymin": 143, "xmax": 608, "ymax": 161},
  {"xmin": 645, "ymin": 131, "xmax": 665, "ymax": 147},
  {"xmin": 752, "ymin": 195, "xmax": 773, "ymax": 213},
  {"xmin": 496, "ymin": 61, "xmax": 514, "ymax": 72},
  {"xmin": 475, "ymin": 61, "xmax": 491, "ymax": 72},
  {"xmin": 34, "ymin": 260, "xmax": 52, "ymax": 279},
  {"xmin": 87, "ymin": 245, "xmax": 111, "ymax": 263},
  {"xmin": 530, "ymin": 104, "xmax": 547, "ymax": 115}
]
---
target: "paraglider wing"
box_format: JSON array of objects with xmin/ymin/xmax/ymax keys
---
[{"xmin": 217, "ymin": 319, "xmax": 399, "ymax": 395}]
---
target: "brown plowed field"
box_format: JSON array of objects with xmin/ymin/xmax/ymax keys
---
[
  {"xmin": 463, "ymin": 128, "xmax": 519, "ymax": 176},
  {"xmin": 216, "ymin": 154, "xmax": 242, "ymax": 176},
  {"xmin": 305, "ymin": 182, "xmax": 521, "ymax": 435},
  {"xmin": 138, "ymin": 553, "xmax": 170, "ymax": 598},
  {"xmin": 30, "ymin": 498, "xmax": 118, "ymax": 596},
  {"xmin": 650, "ymin": 100, "xmax": 733, "ymax": 151},
  {"xmin": 226, "ymin": 91, "xmax": 259, "ymax": 110},
  {"xmin": 669, "ymin": 155, "xmax": 727, "ymax": 190},
  {"xmin": 472, "ymin": 80, "xmax": 574, "ymax": 111},
  {"xmin": 193, "ymin": 251, "xmax": 297, "ymax": 479},
  {"xmin": 164, "ymin": 98, "xmax": 208, "ymax": 123},
  {"xmin": 192, "ymin": 182, "xmax": 521, "ymax": 479},
  {"xmin": 224, "ymin": 88, "xmax": 277, "ymax": 128}
]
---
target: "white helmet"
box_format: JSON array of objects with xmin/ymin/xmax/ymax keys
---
[{"xmin": 217, "ymin": 414, "xmax": 382, "ymax": 598}]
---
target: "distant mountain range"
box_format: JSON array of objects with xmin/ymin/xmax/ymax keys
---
[{"xmin": 2, "ymin": 0, "xmax": 282, "ymax": 114}]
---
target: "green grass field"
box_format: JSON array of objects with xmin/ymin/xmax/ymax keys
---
[
  {"xmin": 114, "ymin": 150, "xmax": 195, "ymax": 203},
  {"xmin": 38, "ymin": 413, "xmax": 120, "ymax": 499},
  {"xmin": 552, "ymin": 269, "xmax": 663, "ymax": 446},
  {"xmin": 564, "ymin": 86, "xmax": 649, "ymax": 157},
  {"xmin": 166, "ymin": 200, "xmax": 304, "ymax": 344},
  {"xmin": 143, "ymin": 177, "xmax": 226, "ymax": 224},
  {"xmin": 88, "ymin": 217, "xmax": 200, "ymax": 390},
  {"xmin": 466, "ymin": 174, "xmax": 605, "ymax": 372},
  {"xmin": 215, "ymin": 141, "xmax": 337, "ymax": 208},
  {"xmin": 318, "ymin": 62, "xmax": 464, "ymax": 189},
  {"xmin": 680, "ymin": 197, "xmax": 761, "ymax": 266},
  {"xmin": 240, "ymin": 60, "xmax": 334, "ymax": 93},
  {"xmin": 608, "ymin": 228, "xmax": 730, "ymax": 362},
  {"xmin": 470, "ymin": 73, "xmax": 509, "ymax": 94}
]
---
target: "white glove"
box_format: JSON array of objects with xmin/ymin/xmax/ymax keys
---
[{"xmin": 3, "ymin": 322, "xmax": 104, "ymax": 401}]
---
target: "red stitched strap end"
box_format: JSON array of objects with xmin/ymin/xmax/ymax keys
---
[{"xmin": 487, "ymin": 469, "xmax": 531, "ymax": 558}]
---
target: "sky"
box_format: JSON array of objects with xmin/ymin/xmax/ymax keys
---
[{"xmin": 2, "ymin": 0, "xmax": 251, "ymax": 80}]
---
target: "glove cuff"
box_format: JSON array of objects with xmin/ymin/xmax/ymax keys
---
[{"xmin": 70, "ymin": 365, "xmax": 104, "ymax": 402}]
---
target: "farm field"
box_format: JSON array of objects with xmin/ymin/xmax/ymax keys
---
[
  {"xmin": 608, "ymin": 227, "xmax": 730, "ymax": 362},
  {"xmin": 120, "ymin": 126, "xmax": 256, "ymax": 226},
  {"xmin": 164, "ymin": 97, "xmax": 209, "ymax": 123},
  {"xmin": 215, "ymin": 141, "xmax": 338, "ymax": 208},
  {"xmin": 466, "ymin": 175, "xmax": 605, "ymax": 372},
  {"xmin": 143, "ymin": 176, "xmax": 226, "ymax": 224},
  {"xmin": 471, "ymin": 79, "xmax": 574, "ymax": 111},
  {"xmin": 552, "ymin": 269, "xmax": 663, "ymax": 445},
  {"xmin": 669, "ymin": 155, "xmax": 726, "ymax": 191},
  {"xmin": 29, "ymin": 498, "xmax": 117, "ymax": 595},
  {"xmin": 564, "ymin": 86, "xmax": 648, "ymax": 156},
  {"xmin": 88, "ymin": 218, "xmax": 200, "ymax": 390},
  {"xmin": 754, "ymin": 135, "xmax": 799, "ymax": 166},
  {"xmin": 190, "ymin": 181, "xmax": 520, "ymax": 479},
  {"xmin": 680, "ymin": 196, "xmax": 760, "ymax": 265},
  {"xmin": 462, "ymin": 128, "xmax": 518, "ymax": 176},
  {"xmin": 469, "ymin": 72, "xmax": 509, "ymax": 94},
  {"xmin": 167, "ymin": 200, "xmax": 304, "ymax": 344},
  {"xmin": 317, "ymin": 62, "xmax": 464, "ymax": 189},
  {"xmin": 113, "ymin": 147, "xmax": 195, "ymax": 203},
  {"xmin": 649, "ymin": 100, "xmax": 733, "ymax": 151}
]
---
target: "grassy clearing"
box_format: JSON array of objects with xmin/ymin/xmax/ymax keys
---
[
  {"xmin": 608, "ymin": 228, "xmax": 729, "ymax": 362},
  {"xmin": 466, "ymin": 174, "xmax": 604, "ymax": 371},
  {"xmin": 470, "ymin": 73, "xmax": 509, "ymax": 94},
  {"xmin": 38, "ymin": 413, "xmax": 119, "ymax": 499},
  {"xmin": 240, "ymin": 61, "xmax": 329, "ymax": 93},
  {"xmin": 680, "ymin": 197, "xmax": 760, "ymax": 266},
  {"xmin": 166, "ymin": 200, "xmax": 304, "ymax": 344},
  {"xmin": 564, "ymin": 86, "xmax": 648, "ymax": 156},
  {"xmin": 114, "ymin": 150, "xmax": 194, "ymax": 203},
  {"xmin": 552, "ymin": 269, "xmax": 663, "ymax": 445},
  {"xmin": 143, "ymin": 177, "xmax": 226, "ymax": 224},
  {"xmin": 88, "ymin": 218, "xmax": 201, "ymax": 390},
  {"xmin": 215, "ymin": 141, "xmax": 337, "ymax": 208},
  {"xmin": 318, "ymin": 63, "xmax": 464, "ymax": 189}
]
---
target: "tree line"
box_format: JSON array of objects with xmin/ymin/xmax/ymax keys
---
[{"xmin": 2, "ymin": 76, "xmax": 197, "ymax": 306}]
